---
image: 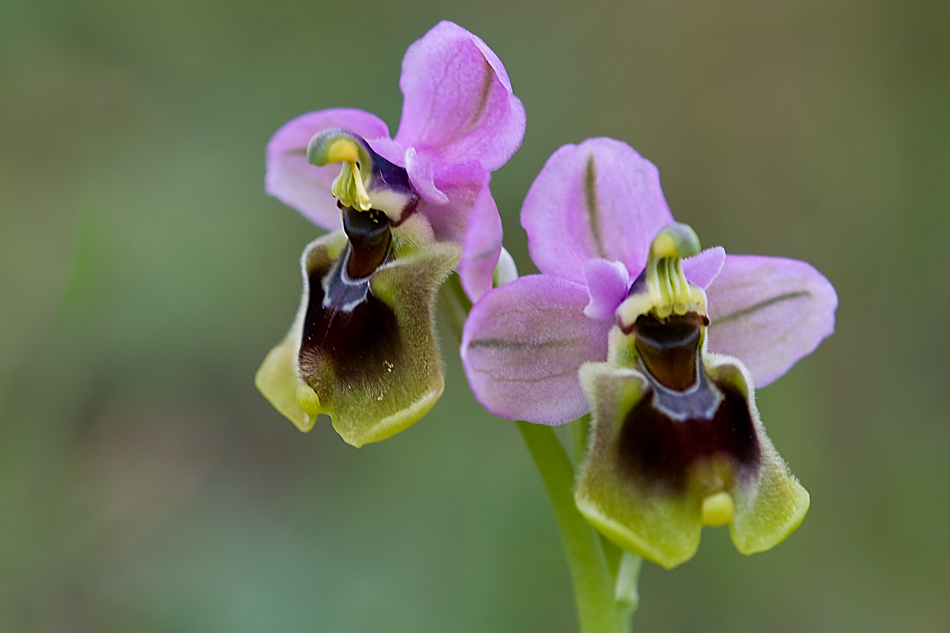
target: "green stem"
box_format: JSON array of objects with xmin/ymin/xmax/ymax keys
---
[
  {"xmin": 438, "ymin": 273, "xmax": 637, "ymax": 633},
  {"xmin": 518, "ymin": 422, "xmax": 630, "ymax": 633}
]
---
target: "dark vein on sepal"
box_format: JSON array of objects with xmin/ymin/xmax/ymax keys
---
[
  {"xmin": 480, "ymin": 367, "xmax": 580, "ymax": 384},
  {"xmin": 468, "ymin": 336, "xmax": 586, "ymax": 351},
  {"xmin": 711, "ymin": 291, "xmax": 811, "ymax": 326},
  {"xmin": 585, "ymin": 155, "xmax": 606, "ymax": 258},
  {"xmin": 455, "ymin": 56, "xmax": 494, "ymax": 140},
  {"xmin": 471, "ymin": 57, "xmax": 493, "ymax": 130}
]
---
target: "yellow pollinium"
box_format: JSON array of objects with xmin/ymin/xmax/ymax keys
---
[
  {"xmin": 701, "ymin": 491, "xmax": 735, "ymax": 526},
  {"xmin": 330, "ymin": 147, "xmax": 372, "ymax": 211},
  {"xmin": 324, "ymin": 137, "xmax": 361, "ymax": 164},
  {"xmin": 650, "ymin": 230, "xmax": 679, "ymax": 259},
  {"xmin": 309, "ymin": 131, "xmax": 374, "ymax": 211},
  {"xmin": 617, "ymin": 223, "xmax": 708, "ymax": 326}
]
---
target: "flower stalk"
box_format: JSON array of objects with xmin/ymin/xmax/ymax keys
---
[
  {"xmin": 439, "ymin": 275, "xmax": 638, "ymax": 633},
  {"xmin": 518, "ymin": 421, "xmax": 636, "ymax": 633}
]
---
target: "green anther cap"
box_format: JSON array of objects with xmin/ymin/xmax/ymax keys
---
[
  {"xmin": 649, "ymin": 222, "xmax": 701, "ymax": 260},
  {"xmin": 308, "ymin": 129, "xmax": 374, "ymax": 211},
  {"xmin": 617, "ymin": 222, "xmax": 707, "ymax": 327}
]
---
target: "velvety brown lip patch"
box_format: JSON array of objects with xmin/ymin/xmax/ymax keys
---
[
  {"xmin": 616, "ymin": 378, "xmax": 760, "ymax": 495},
  {"xmin": 299, "ymin": 260, "xmax": 401, "ymax": 389}
]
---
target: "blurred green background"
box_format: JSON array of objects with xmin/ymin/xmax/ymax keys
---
[{"xmin": 1, "ymin": 0, "xmax": 948, "ymax": 631}]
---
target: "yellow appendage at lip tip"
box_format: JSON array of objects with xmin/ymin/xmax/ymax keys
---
[
  {"xmin": 295, "ymin": 383, "xmax": 321, "ymax": 417},
  {"xmin": 701, "ymin": 491, "xmax": 735, "ymax": 526}
]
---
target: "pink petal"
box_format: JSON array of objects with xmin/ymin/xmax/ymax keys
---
[
  {"xmin": 683, "ymin": 246, "xmax": 726, "ymax": 289},
  {"xmin": 394, "ymin": 21, "xmax": 526, "ymax": 173},
  {"xmin": 521, "ymin": 138, "xmax": 674, "ymax": 284},
  {"xmin": 365, "ymin": 136, "xmax": 406, "ymax": 167},
  {"xmin": 705, "ymin": 255, "xmax": 837, "ymax": 387},
  {"xmin": 458, "ymin": 183, "xmax": 503, "ymax": 302},
  {"xmin": 265, "ymin": 109, "xmax": 391, "ymax": 231},
  {"xmin": 461, "ymin": 275, "xmax": 613, "ymax": 425},
  {"xmin": 584, "ymin": 259, "xmax": 630, "ymax": 320},
  {"xmin": 405, "ymin": 147, "xmax": 448, "ymax": 204},
  {"xmin": 415, "ymin": 162, "xmax": 490, "ymax": 245}
]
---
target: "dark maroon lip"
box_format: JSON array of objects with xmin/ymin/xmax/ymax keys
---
[
  {"xmin": 299, "ymin": 255, "xmax": 402, "ymax": 391},
  {"xmin": 613, "ymin": 311, "xmax": 761, "ymax": 496},
  {"xmin": 616, "ymin": 377, "xmax": 761, "ymax": 496}
]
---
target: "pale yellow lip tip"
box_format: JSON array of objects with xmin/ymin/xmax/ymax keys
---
[
  {"xmin": 701, "ymin": 491, "xmax": 735, "ymax": 527},
  {"xmin": 295, "ymin": 383, "xmax": 321, "ymax": 416}
]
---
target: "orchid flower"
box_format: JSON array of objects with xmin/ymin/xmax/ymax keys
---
[
  {"xmin": 461, "ymin": 138, "xmax": 837, "ymax": 568},
  {"xmin": 256, "ymin": 21, "xmax": 525, "ymax": 447}
]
